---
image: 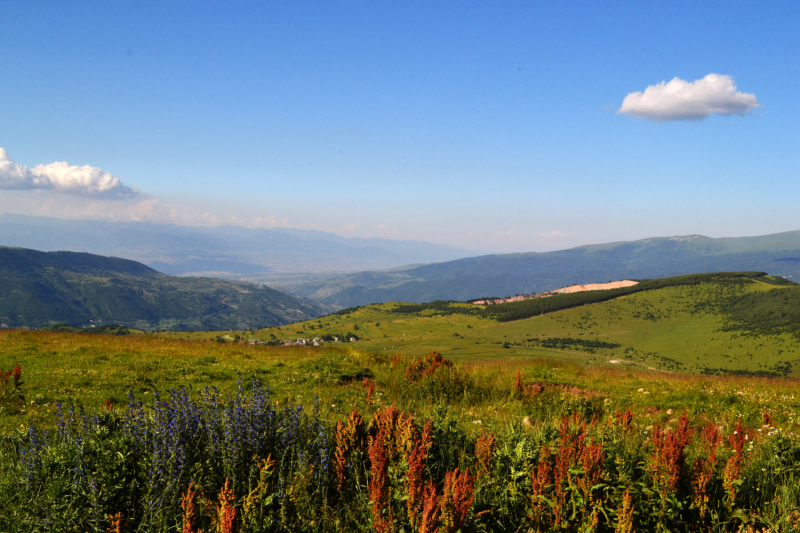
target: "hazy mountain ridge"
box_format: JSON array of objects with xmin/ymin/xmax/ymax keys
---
[
  {"xmin": 289, "ymin": 231, "xmax": 800, "ymax": 307},
  {"xmin": 0, "ymin": 214, "xmax": 477, "ymax": 276},
  {"xmin": 0, "ymin": 246, "xmax": 329, "ymax": 330}
]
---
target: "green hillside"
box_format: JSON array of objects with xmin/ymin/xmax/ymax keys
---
[
  {"xmin": 287, "ymin": 231, "xmax": 800, "ymax": 307},
  {"xmin": 0, "ymin": 247, "xmax": 329, "ymax": 330},
  {"xmin": 175, "ymin": 272, "xmax": 800, "ymax": 377},
  {"xmin": 4, "ymin": 272, "xmax": 800, "ymax": 531}
]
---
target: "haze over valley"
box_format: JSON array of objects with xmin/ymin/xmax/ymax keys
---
[{"xmin": 0, "ymin": 214, "xmax": 476, "ymax": 279}]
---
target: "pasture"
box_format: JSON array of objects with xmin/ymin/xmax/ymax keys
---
[{"xmin": 3, "ymin": 273, "xmax": 800, "ymax": 531}]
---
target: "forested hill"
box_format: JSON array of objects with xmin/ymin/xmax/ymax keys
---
[
  {"xmin": 290, "ymin": 231, "xmax": 800, "ymax": 308},
  {"xmin": 0, "ymin": 247, "xmax": 328, "ymax": 330},
  {"xmin": 0, "ymin": 247, "xmax": 159, "ymax": 277}
]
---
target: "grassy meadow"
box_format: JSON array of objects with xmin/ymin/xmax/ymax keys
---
[
  {"xmin": 174, "ymin": 275, "xmax": 800, "ymax": 377},
  {"xmin": 3, "ymin": 273, "xmax": 800, "ymax": 531}
]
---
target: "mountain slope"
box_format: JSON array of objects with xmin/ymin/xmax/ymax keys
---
[
  {"xmin": 289, "ymin": 232, "xmax": 800, "ymax": 307},
  {"xmin": 0, "ymin": 214, "xmax": 476, "ymax": 276},
  {"xmin": 240, "ymin": 272, "xmax": 800, "ymax": 377},
  {"xmin": 0, "ymin": 247, "xmax": 328, "ymax": 330}
]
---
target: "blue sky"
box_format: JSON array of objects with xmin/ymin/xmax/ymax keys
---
[{"xmin": 1, "ymin": 1, "xmax": 798, "ymax": 252}]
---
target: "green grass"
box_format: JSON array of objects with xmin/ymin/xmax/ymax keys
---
[
  {"xmin": 0, "ymin": 330, "xmax": 374, "ymax": 430},
  {"xmin": 5, "ymin": 320, "xmax": 800, "ymax": 531},
  {"xmin": 3, "ymin": 328, "xmax": 800, "ymax": 434},
  {"xmin": 167, "ymin": 275, "xmax": 800, "ymax": 378},
  {"xmin": 5, "ymin": 272, "xmax": 798, "ymax": 435},
  {"xmin": 4, "ymin": 272, "xmax": 800, "ymax": 532}
]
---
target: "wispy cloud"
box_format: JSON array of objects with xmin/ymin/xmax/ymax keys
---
[
  {"xmin": 0, "ymin": 192, "xmax": 296, "ymax": 230},
  {"xmin": 341, "ymin": 220, "xmax": 362, "ymax": 233},
  {"xmin": 538, "ymin": 230, "xmax": 565, "ymax": 239},
  {"xmin": 0, "ymin": 148, "xmax": 139, "ymax": 198},
  {"xmin": 618, "ymin": 74, "xmax": 760, "ymax": 122}
]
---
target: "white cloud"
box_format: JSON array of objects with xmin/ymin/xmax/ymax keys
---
[
  {"xmin": 538, "ymin": 230, "xmax": 564, "ymax": 239},
  {"xmin": 0, "ymin": 191, "xmax": 298, "ymax": 231},
  {"xmin": 128, "ymin": 201, "xmax": 291, "ymax": 229},
  {"xmin": 341, "ymin": 220, "xmax": 362, "ymax": 233},
  {"xmin": 0, "ymin": 148, "xmax": 139, "ymax": 198},
  {"xmin": 618, "ymin": 74, "xmax": 760, "ymax": 122}
]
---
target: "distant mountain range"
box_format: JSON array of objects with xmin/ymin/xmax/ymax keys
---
[
  {"xmin": 0, "ymin": 214, "xmax": 476, "ymax": 277},
  {"xmin": 0, "ymin": 247, "xmax": 328, "ymax": 330},
  {"xmin": 287, "ymin": 232, "xmax": 800, "ymax": 308},
  {"xmin": 4, "ymin": 215, "xmax": 800, "ymax": 314}
]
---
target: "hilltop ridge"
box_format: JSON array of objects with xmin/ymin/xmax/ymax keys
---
[{"xmin": 287, "ymin": 231, "xmax": 800, "ymax": 307}]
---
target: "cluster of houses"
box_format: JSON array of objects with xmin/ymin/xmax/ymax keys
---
[
  {"xmin": 282, "ymin": 337, "xmax": 325, "ymax": 346},
  {"xmin": 247, "ymin": 336, "xmax": 358, "ymax": 347}
]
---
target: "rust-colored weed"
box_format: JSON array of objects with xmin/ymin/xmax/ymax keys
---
[
  {"xmin": 529, "ymin": 446, "xmax": 552, "ymax": 531},
  {"xmin": 106, "ymin": 511, "xmax": 124, "ymax": 533},
  {"xmin": 439, "ymin": 468, "xmax": 475, "ymax": 533},
  {"xmin": 406, "ymin": 351, "xmax": 452, "ymax": 380},
  {"xmin": 371, "ymin": 403, "xmax": 417, "ymax": 460},
  {"xmin": 368, "ymin": 425, "xmax": 392, "ymax": 533},
  {"xmin": 181, "ymin": 481, "xmax": 200, "ymax": 533},
  {"xmin": 553, "ymin": 414, "xmax": 586, "ymax": 526},
  {"xmin": 334, "ymin": 408, "xmax": 366, "ymax": 491},
  {"xmin": 615, "ymin": 408, "xmax": 633, "ymax": 432},
  {"xmin": 513, "ymin": 370, "xmax": 523, "ymax": 394},
  {"xmin": 405, "ymin": 419, "xmax": 433, "ymax": 529},
  {"xmin": 365, "ymin": 379, "xmax": 375, "ymax": 402},
  {"xmin": 650, "ymin": 413, "xmax": 694, "ymax": 494},
  {"xmin": 692, "ymin": 423, "xmax": 722, "ymax": 523},
  {"xmin": 418, "ymin": 480, "xmax": 440, "ymax": 533},
  {"xmin": 616, "ymin": 488, "xmax": 634, "ymax": 533},
  {"xmin": 475, "ymin": 428, "xmax": 496, "ymax": 479},
  {"xmin": 217, "ymin": 478, "xmax": 237, "ymax": 533},
  {"xmin": 0, "ymin": 365, "xmax": 21, "ymax": 395},
  {"xmin": 724, "ymin": 419, "xmax": 747, "ymax": 506},
  {"xmin": 578, "ymin": 438, "xmax": 604, "ymax": 515}
]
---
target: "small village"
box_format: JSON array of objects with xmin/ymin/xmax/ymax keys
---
[{"xmin": 246, "ymin": 336, "xmax": 359, "ymax": 347}]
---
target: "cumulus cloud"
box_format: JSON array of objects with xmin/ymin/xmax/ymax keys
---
[
  {"xmin": 0, "ymin": 148, "xmax": 139, "ymax": 198},
  {"xmin": 618, "ymin": 74, "xmax": 760, "ymax": 122}
]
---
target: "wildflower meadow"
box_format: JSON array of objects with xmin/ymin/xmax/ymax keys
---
[{"xmin": 3, "ymin": 337, "xmax": 800, "ymax": 532}]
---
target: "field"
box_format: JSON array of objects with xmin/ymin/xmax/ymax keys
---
[
  {"xmin": 3, "ymin": 273, "xmax": 800, "ymax": 531},
  {"xmin": 174, "ymin": 274, "xmax": 800, "ymax": 378}
]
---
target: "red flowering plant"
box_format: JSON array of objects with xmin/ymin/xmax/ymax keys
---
[
  {"xmin": 691, "ymin": 423, "xmax": 722, "ymax": 526},
  {"xmin": 645, "ymin": 413, "xmax": 695, "ymax": 527},
  {"xmin": 334, "ymin": 408, "xmax": 367, "ymax": 493},
  {"xmin": 520, "ymin": 414, "xmax": 610, "ymax": 532},
  {"xmin": 366, "ymin": 404, "xmax": 439, "ymax": 532},
  {"xmin": 0, "ymin": 364, "xmax": 23, "ymax": 404},
  {"xmin": 723, "ymin": 419, "xmax": 748, "ymax": 508},
  {"xmin": 405, "ymin": 352, "xmax": 453, "ymax": 381}
]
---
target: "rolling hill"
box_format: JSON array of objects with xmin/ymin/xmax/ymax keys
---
[
  {"xmin": 0, "ymin": 247, "xmax": 329, "ymax": 330},
  {"xmin": 173, "ymin": 271, "xmax": 800, "ymax": 377},
  {"xmin": 287, "ymin": 232, "xmax": 800, "ymax": 307},
  {"xmin": 4, "ymin": 274, "xmax": 800, "ymax": 532}
]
